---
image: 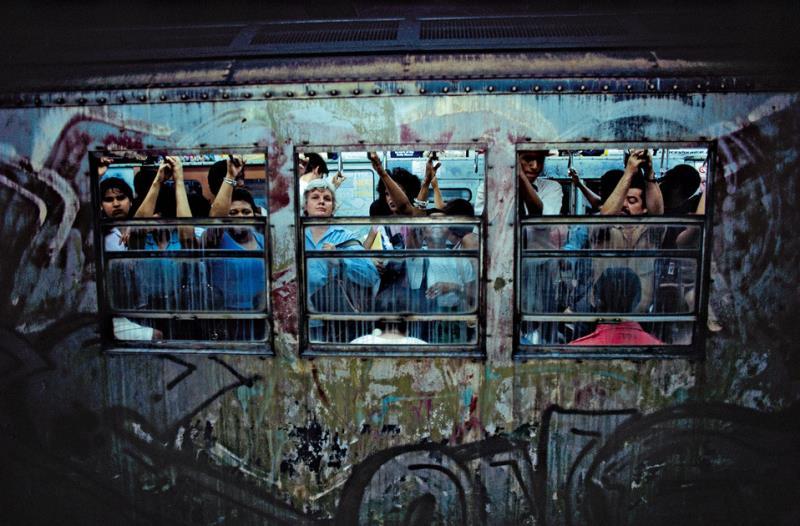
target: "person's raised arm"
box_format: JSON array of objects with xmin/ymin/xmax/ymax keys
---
[
  {"xmin": 369, "ymin": 152, "xmax": 423, "ymax": 217},
  {"xmin": 569, "ymin": 168, "xmax": 601, "ymax": 210},
  {"xmin": 600, "ymin": 151, "xmax": 641, "ymax": 215},
  {"xmin": 134, "ymin": 163, "xmax": 168, "ymax": 217},
  {"xmin": 642, "ymin": 150, "xmax": 664, "ymax": 215},
  {"xmin": 416, "ymin": 154, "xmax": 443, "ymax": 210},
  {"xmin": 210, "ymin": 155, "xmax": 245, "ymax": 217},
  {"xmin": 518, "ymin": 159, "xmax": 544, "ymax": 216},
  {"xmin": 168, "ymin": 156, "xmax": 196, "ymax": 247}
]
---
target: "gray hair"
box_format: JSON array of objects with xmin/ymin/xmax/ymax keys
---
[{"xmin": 303, "ymin": 177, "xmax": 337, "ymax": 212}]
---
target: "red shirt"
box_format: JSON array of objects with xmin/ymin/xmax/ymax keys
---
[{"xmin": 568, "ymin": 322, "xmax": 663, "ymax": 346}]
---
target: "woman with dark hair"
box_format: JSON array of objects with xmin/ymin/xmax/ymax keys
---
[{"xmin": 99, "ymin": 177, "xmax": 134, "ymax": 251}]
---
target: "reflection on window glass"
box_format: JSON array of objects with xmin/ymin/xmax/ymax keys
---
[
  {"xmin": 95, "ymin": 151, "xmax": 269, "ymax": 347},
  {"xmin": 517, "ymin": 147, "xmax": 709, "ymax": 216}
]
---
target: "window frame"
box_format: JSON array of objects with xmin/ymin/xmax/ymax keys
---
[
  {"xmin": 513, "ymin": 142, "xmax": 715, "ymax": 360},
  {"xmin": 295, "ymin": 145, "xmax": 487, "ymax": 358},
  {"xmin": 90, "ymin": 147, "xmax": 274, "ymax": 355}
]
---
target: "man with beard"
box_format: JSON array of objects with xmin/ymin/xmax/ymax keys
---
[{"xmin": 592, "ymin": 149, "xmax": 665, "ymax": 313}]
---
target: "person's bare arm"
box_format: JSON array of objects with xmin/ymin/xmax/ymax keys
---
[
  {"xmin": 600, "ymin": 150, "xmax": 643, "ymax": 215},
  {"xmin": 168, "ymin": 156, "xmax": 195, "ymax": 247},
  {"xmin": 133, "ymin": 163, "xmax": 168, "ymax": 217},
  {"xmin": 675, "ymin": 185, "xmax": 707, "ymax": 247},
  {"xmin": 369, "ymin": 151, "xmax": 423, "ymax": 216},
  {"xmin": 519, "ymin": 171, "xmax": 543, "ymax": 216},
  {"xmin": 642, "ymin": 151, "xmax": 664, "ymax": 215},
  {"xmin": 569, "ymin": 168, "xmax": 601, "ymax": 209},
  {"xmin": 416, "ymin": 154, "xmax": 442, "ymax": 209},
  {"xmin": 210, "ymin": 155, "xmax": 245, "ymax": 217}
]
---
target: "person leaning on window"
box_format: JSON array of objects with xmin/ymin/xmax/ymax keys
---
[{"xmin": 303, "ymin": 178, "xmax": 379, "ymax": 312}]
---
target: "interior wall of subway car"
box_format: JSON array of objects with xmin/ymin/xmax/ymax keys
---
[{"xmin": 1, "ymin": 81, "xmax": 799, "ymax": 526}]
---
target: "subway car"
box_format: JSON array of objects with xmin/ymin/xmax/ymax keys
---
[{"xmin": 1, "ymin": 2, "xmax": 799, "ymax": 525}]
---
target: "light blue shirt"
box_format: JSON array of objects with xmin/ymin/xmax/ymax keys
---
[{"xmin": 304, "ymin": 226, "xmax": 379, "ymax": 297}]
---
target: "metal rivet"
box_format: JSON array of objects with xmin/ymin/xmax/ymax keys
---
[
  {"xmin": 34, "ymin": 96, "xmax": 42, "ymax": 106},
  {"xmin": 626, "ymin": 85, "xmax": 632, "ymax": 91},
  {"xmin": 301, "ymin": 140, "xmax": 309, "ymax": 145},
  {"xmin": 464, "ymin": 86, "xmax": 471, "ymax": 93},
  {"xmin": 307, "ymin": 90, "xmax": 315, "ymax": 97},
  {"xmin": 78, "ymin": 97, "xmax": 87, "ymax": 104},
  {"xmin": 201, "ymin": 92, "xmax": 209, "ymax": 100},
  {"xmin": 556, "ymin": 86, "xmax": 563, "ymax": 92},
  {"xmin": 419, "ymin": 87, "xmax": 427, "ymax": 94},
  {"xmin": 353, "ymin": 88, "xmax": 361, "ymax": 95},
  {"xmin": 56, "ymin": 97, "xmax": 65, "ymax": 104},
  {"xmin": 373, "ymin": 88, "xmax": 382, "ymax": 94},
  {"xmin": 533, "ymin": 85, "xmax": 540, "ymax": 92},
  {"xmin": 602, "ymin": 85, "xmax": 609, "ymax": 91},
  {"xmin": 442, "ymin": 86, "xmax": 449, "ymax": 93},
  {"xmin": 487, "ymin": 86, "xmax": 495, "ymax": 92},
  {"xmin": 720, "ymin": 83, "xmax": 726, "ymax": 90},
  {"xmin": 511, "ymin": 85, "xmax": 518, "ymax": 92},
  {"xmin": 180, "ymin": 93, "xmax": 189, "ymax": 100},
  {"xmin": 222, "ymin": 92, "xmax": 230, "ymax": 99},
  {"xmin": 243, "ymin": 92, "xmax": 252, "ymax": 98},
  {"xmin": 138, "ymin": 95, "xmax": 147, "ymax": 102},
  {"xmin": 330, "ymin": 89, "xmax": 339, "ymax": 96},
  {"xmin": 696, "ymin": 83, "xmax": 702, "ymax": 89},
  {"xmin": 286, "ymin": 91, "xmax": 294, "ymax": 97},
  {"xmin": 97, "ymin": 96, "xmax": 107, "ymax": 104},
  {"xmin": 648, "ymin": 84, "xmax": 655, "ymax": 90},
  {"xmin": 396, "ymin": 88, "xmax": 404, "ymax": 94},
  {"xmin": 264, "ymin": 91, "xmax": 272, "ymax": 98},
  {"xmin": 525, "ymin": 137, "xmax": 532, "ymax": 141},
  {"xmin": 673, "ymin": 84, "xmax": 679, "ymax": 90},
  {"xmin": 580, "ymin": 85, "xmax": 586, "ymax": 91},
  {"xmin": 159, "ymin": 94, "xmax": 167, "ymax": 101},
  {"xmin": 118, "ymin": 95, "xmax": 126, "ymax": 103}
]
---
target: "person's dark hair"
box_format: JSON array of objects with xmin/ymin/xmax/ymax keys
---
[
  {"xmin": 207, "ymin": 160, "xmax": 228, "ymax": 196},
  {"xmin": 661, "ymin": 164, "xmax": 701, "ymax": 214},
  {"xmin": 594, "ymin": 267, "xmax": 641, "ymax": 313},
  {"xmin": 369, "ymin": 198, "xmax": 392, "ymax": 217},
  {"xmin": 599, "ymin": 169, "xmax": 624, "ymax": 204},
  {"xmin": 374, "ymin": 292, "xmax": 410, "ymax": 334},
  {"xmin": 305, "ymin": 152, "xmax": 329, "ymax": 175},
  {"xmin": 99, "ymin": 177, "xmax": 134, "ymax": 211},
  {"xmin": 154, "ymin": 187, "xmax": 177, "ymax": 218},
  {"xmin": 188, "ymin": 193, "xmax": 211, "ymax": 217},
  {"xmin": 629, "ymin": 171, "xmax": 648, "ymax": 209},
  {"xmin": 134, "ymin": 165, "xmax": 158, "ymax": 200},
  {"xmin": 231, "ymin": 188, "xmax": 258, "ymax": 214},
  {"xmin": 376, "ymin": 167, "xmax": 421, "ymax": 206},
  {"xmin": 443, "ymin": 198, "xmax": 475, "ymax": 238}
]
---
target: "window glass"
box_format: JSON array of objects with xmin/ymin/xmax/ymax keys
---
[
  {"xmin": 516, "ymin": 145, "xmax": 711, "ymax": 356},
  {"xmin": 93, "ymin": 150, "xmax": 270, "ymax": 350},
  {"xmin": 297, "ymin": 148, "xmax": 485, "ymax": 352}
]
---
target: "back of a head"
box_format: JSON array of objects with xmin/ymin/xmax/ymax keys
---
[
  {"xmin": 594, "ymin": 266, "xmax": 641, "ymax": 313},
  {"xmin": 305, "ymin": 152, "xmax": 329, "ymax": 175},
  {"xmin": 369, "ymin": 198, "xmax": 392, "ymax": 217},
  {"xmin": 443, "ymin": 198, "xmax": 475, "ymax": 238},
  {"xmin": 661, "ymin": 164, "xmax": 701, "ymax": 214},
  {"xmin": 599, "ymin": 169, "xmax": 624, "ymax": 204},
  {"xmin": 134, "ymin": 165, "xmax": 158, "ymax": 200},
  {"xmin": 207, "ymin": 160, "xmax": 228, "ymax": 196}
]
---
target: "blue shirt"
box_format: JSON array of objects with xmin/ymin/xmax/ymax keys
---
[
  {"xmin": 304, "ymin": 226, "xmax": 379, "ymax": 298},
  {"xmin": 209, "ymin": 230, "xmax": 266, "ymax": 310}
]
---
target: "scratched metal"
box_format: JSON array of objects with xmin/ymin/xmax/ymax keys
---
[{"xmin": 1, "ymin": 84, "xmax": 798, "ymax": 525}]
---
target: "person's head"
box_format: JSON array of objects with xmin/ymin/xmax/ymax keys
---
[
  {"xmin": 376, "ymin": 168, "xmax": 421, "ymax": 214},
  {"xmin": 660, "ymin": 164, "xmax": 701, "ymax": 214},
  {"xmin": 188, "ymin": 193, "xmax": 211, "ymax": 217},
  {"xmin": 422, "ymin": 209, "xmax": 448, "ymax": 247},
  {"xmin": 229, "ymin": 188, "xmax": 257, "ymax": 217},
  {"xmin": 134, "ymin": 165, "xmax": 158, "ymax": 200},
  {"xmin": 99, "ymin": 177, "xmax": 133, "ymax": 219},
  {"xmin": 622, "ymin": 173, "xmax": 648, "ymax": 216},
  {"xmin": 518, "ymin": 150, "xmax": 548, "ymax": 181},
  {"xmin": 303, "ymin": 152, "xmax": 329, "ymax": 177},
  {"xmin": 375, "ymin": 292, "xmax": 409, "ymax": 334},
  {"xmin": 303, "ymin": 178, "xmax": 336, "ymax": 217},
  {"xmin": 599, "ymin": 169, "xmax": 624, "ymax": 205},
  {"xmin": 593, "ymin": 266, "xmax": 641, "ymax": 313},
  {"xmin": 443, "ymin": 198, "xmax": 475, "ymax": 239}
]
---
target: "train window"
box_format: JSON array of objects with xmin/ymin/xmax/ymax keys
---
[
  {"xmin": 91, "ymin": 150, "xmax": 271, "ymax": 353},
  {"xmin": 516, "ymin": 145, "xmax": 712, "ymax": 358},
  {"xmin": 297, "ymin": 148, "xmax": 485, "ymax": 357}
]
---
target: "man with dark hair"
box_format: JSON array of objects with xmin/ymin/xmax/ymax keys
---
[
  {"xmin": 298, "ymin": 152, "xmax": 345, "ymax": 198},
  {"xmin": 517, "ymin": 149, "xmax": 562, "ymax": 217},
  {"xmin": 568, "ymin": 267, "xmax": 663, "ymax": 346}
]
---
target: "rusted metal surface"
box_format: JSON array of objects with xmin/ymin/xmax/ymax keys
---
[{"xmin": 1, "ymin": 66, "xmax": 799, "ymax": 525}]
